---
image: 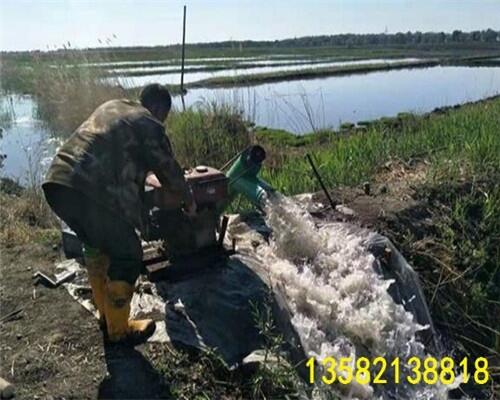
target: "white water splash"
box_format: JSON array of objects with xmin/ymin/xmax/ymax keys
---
[{"xmin": 256, "ymin": 194, "xmax": 457, "ymax": 399}]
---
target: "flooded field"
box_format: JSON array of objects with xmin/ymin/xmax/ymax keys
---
[
  {"xmin": 80, "ymin": 54, "xmax": 306, "ymax": 68},
  {"xmin": 1, "ymin": 65, "xmax": 499, "ymax": 180},
  {"xmin": 111, "ymin": 57, "xmax": 421, "ymax": 86},
  {"xmin": 181, "ymin": 65, "xmax": 500, "ymax": 133}
]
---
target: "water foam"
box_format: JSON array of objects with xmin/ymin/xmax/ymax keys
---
[{"xmin": 256, "ymin": 194, "xmax": 455, "ymax": 399}]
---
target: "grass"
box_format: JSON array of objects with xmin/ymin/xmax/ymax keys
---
[
  {"xmin": 255, "ymin": 96, "xmax": 500, "ymax": 195},
  {"xmin": 167, "ymin": 102, "xmax": 252, "ymax": 169},
  {"xmin": 3, "ymin": 43, "xmax": 500, "ymax": 96},
  {"xmin": 0, "ymin": 96, "xmax": 16, "ymax": 129},
  {"xmin": 386, "ymin": 180, "xmax": 500, "ymax": 398},
  {"xmin": 4, "ymin": 39, "xmax": 500, "ymax": 64}
]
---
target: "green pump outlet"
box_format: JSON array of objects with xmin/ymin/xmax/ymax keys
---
[{"xmin": 225, "ymin": 145, "xmax": 274, "ymax": 207}]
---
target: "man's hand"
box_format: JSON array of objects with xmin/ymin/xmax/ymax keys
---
[{"xmin": 145, "ymin": 172, "xmax": 162, "ymax": 188}]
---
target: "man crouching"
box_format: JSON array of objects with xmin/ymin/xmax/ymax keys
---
[{"xmin": 42, "ymin": 84, "xmax": 195, "ymax": 344}]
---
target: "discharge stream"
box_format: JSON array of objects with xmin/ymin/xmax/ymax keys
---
[{"xmin": 257, "ymin": 193, "xmax": 460, "ymax": 399}]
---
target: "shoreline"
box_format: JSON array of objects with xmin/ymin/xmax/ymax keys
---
[{"xmin": 253, "ymin": 94, "xmax": 500, "ymax": 142}]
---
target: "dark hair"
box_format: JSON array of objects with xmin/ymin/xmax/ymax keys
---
[{"xmin": 139, "ymin": 84, "xmax": 172, "ymax": 111}]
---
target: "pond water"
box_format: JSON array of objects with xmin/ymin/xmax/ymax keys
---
[
  {"xmin": 1, "ymin": 65, "xmax": 499, "ymax": 181},
  {"xmin": 179, "ymin": 65, "xmax": 500, "ymax": 133},
  {"xmin": 0, "ymin": 96, "xmax": 58, "ymax": 183},
  {"xmin": 81, "ymin": 54, "xmax": 306, "ymax": 68},
  {"xmin": 115, "ymin": 58, "xmax": 421, "ymax": 87}
]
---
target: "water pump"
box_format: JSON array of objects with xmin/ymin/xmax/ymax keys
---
[{"xmin": 143, "ymin": 145, "xmax": 275, "ymax": 281}]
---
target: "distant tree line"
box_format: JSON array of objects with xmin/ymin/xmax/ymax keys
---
[
  {"xmin": 3, "ymin": 29, "xmax": 500, "ymax": 57},
  {"xmin": 193, "ymin": 29, "xmax": 500, "ymax": 49}
]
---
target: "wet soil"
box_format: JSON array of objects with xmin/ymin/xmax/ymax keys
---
[{"xmin": 0, "ymin": 244, "xmax": 171, "ymax": 399}]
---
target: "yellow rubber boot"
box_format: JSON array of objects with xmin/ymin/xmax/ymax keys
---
[
  {"xmin": 104, "ymin": 280, "xmax": 156, "ymax": 343},
  {"xmin": 86, "ymin": 253, "xmax": 109, "ymax": 327}
]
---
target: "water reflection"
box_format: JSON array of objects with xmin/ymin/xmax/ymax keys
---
[
  {"xmin": 0, "ymin": 96, "xmax": 57, "ymax": 184},
  {"xmin": 179, "ymin": 66, "xmax": 500, "ymax": 133},
  {"xmin": 116, "ymin": 58, "xmax": 421, "ymax": 87}
]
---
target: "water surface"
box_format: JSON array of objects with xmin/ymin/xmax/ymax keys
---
[
  {"xmin": 179, "ymin": 66, "xmax": 500, "ymax": 133},
  {"xmin": 116, "ymin": 58, "xmax": 421, "ymax": 87},
  {"xmin": 0, "ymin": 96, "xmax": 56, "ymax": 183},
  {"xmin": 1, "ymin": 65, "xmax": 499, "ymax": 180}
]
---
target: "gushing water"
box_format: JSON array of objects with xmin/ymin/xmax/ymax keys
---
[{"xmin": 256, "ymin": 193, "xmax": 458, "ymax": 399}]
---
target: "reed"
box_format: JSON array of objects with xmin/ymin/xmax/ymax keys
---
[{"xmin": 258, "ymin": 98, "xmax": 500, "ymax": 195}]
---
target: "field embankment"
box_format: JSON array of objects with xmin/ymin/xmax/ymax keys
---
[{"xmin": 188, "ymin": 59, "xmax": 440, "ymax": 87}]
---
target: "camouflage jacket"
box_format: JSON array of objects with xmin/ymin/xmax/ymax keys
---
[{"xmin": 43, "ymin": 99, "xmax": 189, "ymax": 233}]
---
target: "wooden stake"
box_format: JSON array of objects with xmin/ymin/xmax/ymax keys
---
[{"xmin": 180, "ymin": 5, "xmax": 187, "ymax": 98}]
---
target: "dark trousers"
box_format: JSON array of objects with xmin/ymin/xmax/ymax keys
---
[{"xmin": 43, "ymin": 183, "xmax": 143, "ymax": 284}]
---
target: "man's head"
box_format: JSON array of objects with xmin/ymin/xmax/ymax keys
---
[{"xmin": 139, "ymin": 84, "xmax": 172, "ymax": 122}]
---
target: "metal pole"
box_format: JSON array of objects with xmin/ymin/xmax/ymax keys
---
[
  {"xmin": 305, "ymin": 153, "xmax": 337, "ymax": 210},
  {"xmin": 180, "ymin": 5, "xmax": 187, "ymax": 95}
]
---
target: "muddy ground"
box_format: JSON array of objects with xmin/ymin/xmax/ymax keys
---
[{"xmin": 0, "ymin": 160, "xmax": 496, "ymax": 399}]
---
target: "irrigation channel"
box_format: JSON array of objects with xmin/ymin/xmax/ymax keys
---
[
  {"xmin": 257, "ymin": 193, "xmax": 455, "ymax": 399},
  {"xmin": 56, "ymin": 191, "xmax": 455, "ymax": 399}
]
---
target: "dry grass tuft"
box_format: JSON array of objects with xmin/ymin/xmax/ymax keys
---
[
  {"xmin": 32, "ymin": 52, "xmax": 128, "ymax": 136},
  {"xmin": 0, "ymin": 188, "xmax": 59, "ymax": 248}
]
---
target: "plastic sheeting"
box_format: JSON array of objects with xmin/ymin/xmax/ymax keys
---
[{"xmin": 55, "ymin": 200, "xmax": 437, "ymax": 374}]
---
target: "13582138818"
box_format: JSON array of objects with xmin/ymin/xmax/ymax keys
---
[{"xmin": 305, "ymin": 356, "xmax": 490, "ymax": 386}]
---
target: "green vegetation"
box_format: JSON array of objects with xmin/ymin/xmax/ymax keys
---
[
  {"xmin": 254, "ymin": 97, "xmax": 499, "ymax": 194},
  {"xmin": 32, "ymin": 54, "xmax": 129, "ymax": 135},
  {"xmin": 167, "ymin": 103, "xmax": 252, "ymax": 169},
  {"xmin": 0, "ymin": 97, "xmax": 15, "ymax": 128}
]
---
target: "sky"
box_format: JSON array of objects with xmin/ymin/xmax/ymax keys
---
[{"xmin": 1, "ymin": 0, "xmax": 499, "ymax": 52}]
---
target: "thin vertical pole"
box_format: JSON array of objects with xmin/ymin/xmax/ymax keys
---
[
  {"xmin": 180, "ymin": 5, "xmax": 187, "ymax": 96},
  {"xmin": 306, "ymin": 153, "xmax": 337, "ymax": 210}
]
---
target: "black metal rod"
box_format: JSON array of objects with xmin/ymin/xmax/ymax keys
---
[
  {"xmin": 305, "ymin": 153, "xmax": 336, "ymax": 210},
  {"xmin": 180, "ymin": 5, "xmax": 187, "ymax": 95},
  {"xmin": 218, "ymin": 215, "xmax": 229, "ymax": 247}
]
